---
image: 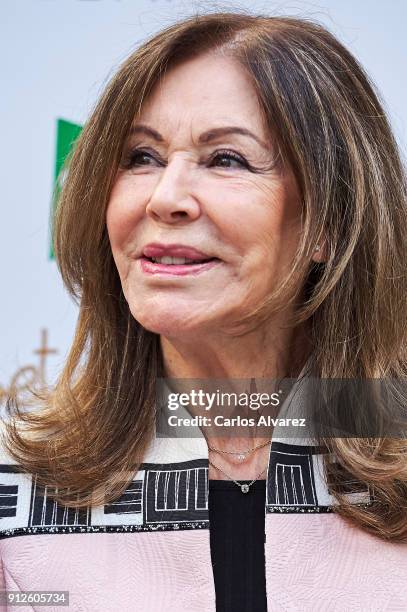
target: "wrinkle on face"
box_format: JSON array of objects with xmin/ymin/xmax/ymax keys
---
[{"xmin": 106, "ymin": 51, "xmax": 302, "ymax": 340}]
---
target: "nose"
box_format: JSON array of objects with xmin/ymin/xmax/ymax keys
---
[{"xmin": 145, "ymin": 157, "xmax": 201, "ymax": 224}]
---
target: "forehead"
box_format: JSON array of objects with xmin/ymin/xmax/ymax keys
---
[{"xmin": 135, "ymin": 52, "xmax": 268, "ymax": 139}]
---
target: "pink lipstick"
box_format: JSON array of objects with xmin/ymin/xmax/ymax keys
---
[{"xmin": 139, "ymin": 243, "xmax": 221, "ymax": 276}]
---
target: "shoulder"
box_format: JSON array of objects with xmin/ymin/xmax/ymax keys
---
[{"xmin": 0, "ymin": 417, "xmax": 37, "ymax": 537}]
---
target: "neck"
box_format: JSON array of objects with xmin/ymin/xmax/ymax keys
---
[
  {"xmin": 158, "ymin": 317, "xmax": 311, "ymax": 469},
  {"xmin": 160, "ymin": 318, "xmax": 311, "ymax": 381}
]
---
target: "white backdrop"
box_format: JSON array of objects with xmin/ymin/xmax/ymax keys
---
[{"xmin": 1, "ymin": 0, "xmax": 406, "ymax": 402}]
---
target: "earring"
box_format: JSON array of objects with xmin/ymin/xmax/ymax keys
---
[{"xmin": 314, "ymin": 245, "xmax": 320, "ymax": 252}]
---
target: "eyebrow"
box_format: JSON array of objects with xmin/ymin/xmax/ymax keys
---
[{"xmin": 128, "ymin": 124, "xmax": 269, "ymax": 150}]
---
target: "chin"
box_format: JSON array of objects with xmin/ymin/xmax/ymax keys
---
[{"xmin": 130, "ymin": 307, "xmax": 207, "ymax": 338}]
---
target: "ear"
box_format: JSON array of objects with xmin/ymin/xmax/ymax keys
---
[{"xmin": 311, "ymin": 240, "xmax": 327, "ymax": 263}]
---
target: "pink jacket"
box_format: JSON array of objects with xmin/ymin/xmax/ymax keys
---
[{"xmin": 0, "ymin": 379, "xmax": 406, "ymax": 611}]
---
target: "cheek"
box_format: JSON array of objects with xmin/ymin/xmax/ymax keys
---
[
  {"xmin": 206, "ymin": 187, "xmax": 292, "ymax": 255},
  {"xmin": 205, "ymin": 181, "xmax": 302, "ymax": 285},
  {"xmin": 106, "ymin": 180, "xmax": 146, "ymax": 248}
]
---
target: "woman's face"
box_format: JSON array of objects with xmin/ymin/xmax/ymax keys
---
[{"xmin": 106, "ymin": 52, "xmax": 303, "ymax": 338}]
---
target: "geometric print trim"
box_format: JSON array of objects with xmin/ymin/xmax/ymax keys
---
[
  {"xmin": 0, "ymin": 459, "xmax": 209, "ymax": 540},
  {"xmin": 142, "ymin": 460, "xmax": 209, "ymax": 524},
  {"xmin": 0, "ymin": 443, "xmax": 375, "ymax": 538},
  {"xmin": 267, "ymin": 447, "xmax": 318, "ymax": 506},
  {"xmin": 0, "ymin": 522, "xmax": 210, "ymax": 540},
  {"xmin": 266, "ymin": 442, "xmax": 373, "ymax": 513}
]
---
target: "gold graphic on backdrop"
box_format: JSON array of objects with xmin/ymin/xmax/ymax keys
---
[{"xmin": 0, "ymin": 328, "xmax": 58, "ymax": 405}]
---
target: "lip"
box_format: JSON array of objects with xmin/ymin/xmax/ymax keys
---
[
  {"xmin": 139, "ymin": 257, "xmax": 221, "ymax": 276},
  {"xmin": 141, "ymin": 243, "xmax": 214, "ymax": 261}
]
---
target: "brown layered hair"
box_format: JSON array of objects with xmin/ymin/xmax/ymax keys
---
[{"xmin": 4, "ymin": 12, "xmax": 407, "ymax": 541}]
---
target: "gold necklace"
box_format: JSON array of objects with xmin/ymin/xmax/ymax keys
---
[
  {"xmin": 207, "ymin": 438, "xmax": 271, "ymax": 462},
  {"xmin": 208, "ymin": 458, "xmax": 268, "ymax": 493}
]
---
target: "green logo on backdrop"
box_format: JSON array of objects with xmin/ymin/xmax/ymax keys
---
[{"xmin": 49, "ymin": 118, "xmax": 82, "ymax": 259}]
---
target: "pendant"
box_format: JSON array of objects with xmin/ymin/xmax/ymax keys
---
[
  {"xmin": 237, "ymin": 453, "xmax": 246, "ymax": 461},
  {"xmin": 241, "ymin": 484, "xmax": 250, "ymax": 493}
]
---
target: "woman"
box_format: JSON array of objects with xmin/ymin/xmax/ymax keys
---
[{"xmin": 1, "ymin": 11, "xmax": 406, "ymax": 612}]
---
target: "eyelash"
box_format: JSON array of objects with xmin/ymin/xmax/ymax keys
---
[{"xmin": 122, "ymin": 147, "xmax": 251, "ymax": 171}]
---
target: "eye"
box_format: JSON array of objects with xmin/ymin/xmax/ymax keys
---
[
  {"xmin": 121, "ymin": 147, "xmax": 162, "ymax": 169},
  {"xmin": 208, "ymin": 149, "xmax": 249, "ymax": 169},
  {"xmin": 121, "ymin": 147, "xmax": 251, "ymax": 171}
]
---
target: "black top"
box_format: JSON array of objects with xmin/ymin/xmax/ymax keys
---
[{"xmin": 208, "ymin": 479, "xmax": 268, "ymax": 612}]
